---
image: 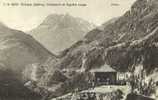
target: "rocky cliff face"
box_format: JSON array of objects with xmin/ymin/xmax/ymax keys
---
[
  {"xmin": 57, "ymin": 0, "xmax": 158, "ymax": 72},
  {"xmin": 30, "ymin": 14, "xmax": 95, "ymax": 54}
]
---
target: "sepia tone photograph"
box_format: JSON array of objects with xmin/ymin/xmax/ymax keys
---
[{"xmin": 0, "ymin": 0, "xmax": 158, "ymax": 100}]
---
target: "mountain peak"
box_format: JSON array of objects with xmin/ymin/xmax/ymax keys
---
[
  {"xmin": 42, "ymin": 13, "xmax": 83, "ymax": 27},
  {"xmin": 30, "ymin": 13, "xmax": 95, "ymax": 54}
]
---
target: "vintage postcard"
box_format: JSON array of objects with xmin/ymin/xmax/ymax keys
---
[{"xmin": 0, "ymin": 0, "xmax": 157, "ymax": 100}]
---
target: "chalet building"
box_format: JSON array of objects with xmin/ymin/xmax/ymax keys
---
[
  {"xmin": 90, "ymin": 64, "xmax": 131, "ymax": 85},
  {"xmin": 90, "ymin": 64, "xmax": 117, "ymax": 85}
]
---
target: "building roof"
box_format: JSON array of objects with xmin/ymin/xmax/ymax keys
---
[{"xmin": 90, "ymin": 64, "xmax": 116, "ymax": 72}]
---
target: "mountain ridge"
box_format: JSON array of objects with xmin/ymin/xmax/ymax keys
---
[
  {"xmin": 30, "ymin": 13, "xmax": 95, "ymax": 54},
  {"xmin": 0, "ymin": 23, "xmax": 56, "ymax": 79}
]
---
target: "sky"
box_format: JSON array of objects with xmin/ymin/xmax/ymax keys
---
[{"xmin": 0, "ymin": 0, "xmax": 136, "ymax": 31}]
